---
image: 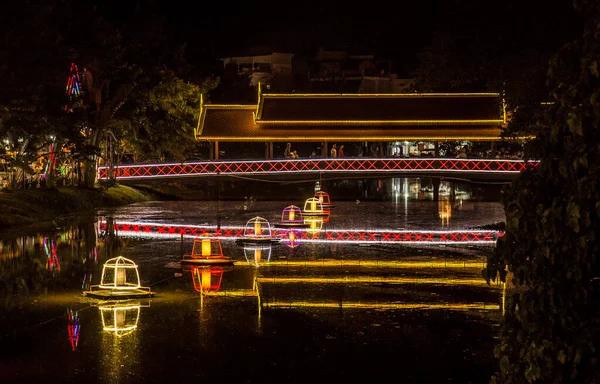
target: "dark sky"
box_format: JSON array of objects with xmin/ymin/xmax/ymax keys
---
[{"xmin": 95, "ymin": 0, "xmax": 582, "ymax": 73}]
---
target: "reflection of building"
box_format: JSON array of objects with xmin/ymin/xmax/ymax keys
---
[
  {"xmin": 255, "ymin": 258, "xmax": 502, "ymax": 312},
  {"xmin": 438, "ymin": 198, "xmax": 452, "ymax": 226}
]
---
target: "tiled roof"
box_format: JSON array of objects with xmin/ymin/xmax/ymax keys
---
[
  {"xmin": 197, "ymin": 105, "xmax": 504, "ymax": 142},
  {"xmin": 256, "ymin": 93, "xmax": 503, "ymax": 123}
]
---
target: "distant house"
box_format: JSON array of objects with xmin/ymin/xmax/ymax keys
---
[{"xmin": 221, "ymin": 53, "xmax": 295, "ymax": 91}]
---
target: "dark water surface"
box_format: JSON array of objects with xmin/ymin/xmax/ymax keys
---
[{"xmin": 0, "ymin": 193, "xmax": 506, "ymax": 383}]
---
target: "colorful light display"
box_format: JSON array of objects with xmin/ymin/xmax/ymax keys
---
[
  {"xmin": 97, "ymin": 158, "xmax": 539, "ymax": 180},
  {"xmin": 65, "ymin": 62, "xmax": 81, "ymax": 99},
  {"xmin": 182, "ymin": 237, "xmax": 234, "ymax": 265},
  {"xmin": 84, "ymin": 256, "xmax": 153, "ymax": 299}
]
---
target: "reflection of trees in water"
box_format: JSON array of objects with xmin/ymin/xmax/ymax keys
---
[{"xmin": 0, "ymin": 221, "xmax": 105, "ymax": 303}]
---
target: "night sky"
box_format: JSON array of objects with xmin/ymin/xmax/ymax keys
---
[{"xmin": 87, "ymin": 0, "xmax": 581, "ymax": 75}]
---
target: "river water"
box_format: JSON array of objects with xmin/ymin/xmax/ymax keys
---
[{"xmin": 0, "ymin": 178, "xmax": 507, "ymax": 383}]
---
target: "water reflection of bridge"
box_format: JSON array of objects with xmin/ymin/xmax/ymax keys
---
[
  {"xmin": 192, "ymin": 260, "xmax": 503, "ymax": 313},
  {"xmin": 97, "ymin": 158, "xmax": 538, "ymax": 183},
  {"xmin": 97, "ymin": 219, "xmax": 502, "ymax": 245}
]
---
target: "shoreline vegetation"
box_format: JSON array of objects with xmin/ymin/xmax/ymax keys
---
[{"xmin": 0, "ymin": 184, "xmax": 154, "ymax": 234}]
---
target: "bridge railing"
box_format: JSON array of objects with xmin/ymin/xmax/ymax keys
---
[{"xmin": 97, "ymin": 158, "xmax": 540, "ymax": 180}]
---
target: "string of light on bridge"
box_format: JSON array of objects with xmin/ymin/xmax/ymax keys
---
[{"xmin": 97, "ymin": 158, "xmax": 539, "ymax": 180}]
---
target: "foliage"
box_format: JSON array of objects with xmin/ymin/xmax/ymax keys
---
[
  {"xmin": 118, "ymin": 71, "xmax": 218, "ymax": 162},
  {"xmin": 483, "ymin": 1, "xmax": 600, "ymax": 382}
]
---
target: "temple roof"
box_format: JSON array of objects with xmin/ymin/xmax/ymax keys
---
[
  {"xmin": 196, "ymin": 92, "xmax": 508, "ymax": 142},
  {"xmin": 256, "ymin": 93, "xmax": 503, "ymax": 124}
]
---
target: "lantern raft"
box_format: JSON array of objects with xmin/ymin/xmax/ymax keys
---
[
  {"xmin": 84, "ymin": 256, "xmax": 153, "ymax": 299},
  {"xmin": 302, "ymin": 198, "xmax": 329, "ymax": 217},
  {"xmin": 314, "ymin": 191, "xmax": 336, "ymax": 209},
  {"xmin": 236, "ymin": 216, "xmax": 280, "ymax": 244},
  {"xmin": 274, "ymin": 205, "xmax": 310, "ymax": 228},
  {"xmin": 182, "ymin": 237, "xmax": 235, "ymax": 266}
]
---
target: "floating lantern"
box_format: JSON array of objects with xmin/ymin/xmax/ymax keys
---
[
  {"xmin": 84, "ymin": 256, "xmax": 153, "ymax": 299},
  {"xmin": 274, "ymin": 205, "xmax": 309, "ymax": 228},
  {"xmin": 314, "ymin": 191, "xmax": 336, "ymax": 208},
  {"xmin": 99, "ymin": 303, "xmax": 141, "ymax": 337},
  {"xmin": 182, "ymin": 237, "xmax": 234, "ymax": 266},
  {"xmin": 303, "ymin": 198, "xmax": 328, "ymax": 216},
  {"xmin": 243, "ymin": 244, "xmax": 272, "ymax": 267},
  {"xmin": 237, "ymin": 216, "xmax": 280, "ymax": 244},
  {"xmin": 191, "ymin": 266, "xmax": 224, "ymax": 294}
]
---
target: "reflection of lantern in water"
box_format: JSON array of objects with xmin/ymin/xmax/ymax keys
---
[
  {"xmin": 99, "ymin": 304, "xmax": 141, "ymax": 337},
  {"xmin": 438, "ymin": 198, "xmax": 452, "ymax": 226},
  {"xmin": 84, "ymin": 256, "xmax": 153, "ymax": 299},
  {"xmin": 282, "ymin": 229, "xmax": 302, "ymax": 248},
  {"xmin": 243, "ymin": 217, "xmax": 272, "ymax": 239},
  {"xmin": 67, "ymin": 308, "xmax": 81, "ymax": 351},
  {"xmin": 304, "ymin": 218, "xmax": 324, "ymax": 234},
  {"xmin": 243, "ymin": 244, "xmax": 272, "ymax": 267},
  {"xmin": 191, "ymin": 266, "xmax": 224, "ymax": 294}
]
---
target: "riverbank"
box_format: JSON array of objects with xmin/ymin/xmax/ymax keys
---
[{"xmin": 0, "ymin": 185, "xmax": 153, "ymax": 234}]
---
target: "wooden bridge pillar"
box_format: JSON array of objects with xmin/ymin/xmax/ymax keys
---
[
  {"xmin": 265, "ymin": 142, "xmax": 273, "ymax": 159},
  {"xmin": 322, "ymin": 141, "xmax": 328, "ymax": 158},
  {"xmin": 434, "ymin": 141, "xmax": 440, "ymax": 157},
  {"xmin": 214, "ymin": 141, "xmax": 219, "ymax": 160}
]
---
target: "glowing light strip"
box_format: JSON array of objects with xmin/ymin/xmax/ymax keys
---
[
  {"xmin": 262, "ymin": 92, "xmax": 501, "ymax": 97},
  {"xmin": 262, "ymin": 301, "xmax": 500, "ymax": 311},
  {"xmin": 255, "ymin": 120, "xmax": 505, "ymax": 125},
  {"xmin": 97, "ymin": 158, "xmax": 539, "ymax": 180},
  {"xmin": 203, "ymin": 289, "xmax": 258, "ymax": 297},
  {"xmin": 256, "ymin": 276, "xmax": 492, "ymax": 286},
  {"xmin": 253, "ymin": 260, "xmax": 486, "ymax": 269}
]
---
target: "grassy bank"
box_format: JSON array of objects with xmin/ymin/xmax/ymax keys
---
[{"xmin": 0, "ymin": 185, "xmax": 152, "ymax": 231}]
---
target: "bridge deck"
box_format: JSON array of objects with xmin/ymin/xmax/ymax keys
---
[{"xmin": 98, "ymin": 158, "xmax": 539, "ymax": 182}]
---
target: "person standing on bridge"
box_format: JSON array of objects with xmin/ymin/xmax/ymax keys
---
[
  {"xmin": 338, "ymin": 145, "xmax": 344, "ymax": 157},
  {"xmin": 330, "ymin": 144, "xmax": 337, "ymax": 158},
  {"xmin": 284, "ymin": 143, "xmax": 292, "ymax": 158}
]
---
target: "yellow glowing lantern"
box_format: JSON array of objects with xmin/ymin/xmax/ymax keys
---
[
  {"xmin": 311, "ymin": 200, "xmax": 317, "ymax": 211},
  {"xmin": 255, "ymin": 220, "xmax": 262, "ymax": 236},
  {"xmin": 84, "ymin": 256, "xmax": 153, "ymax": 299},
  {"xmin": 201, "ymin": 239, "xmax": 212, "ymax": 256},
  {"xmin": 184, "ymin": 237, "xmax": 234, "ymax": 266},
  {"xmin": 289, "ymin": 210, "xmax": 295, "ymax": 221}
]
